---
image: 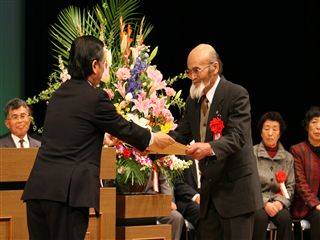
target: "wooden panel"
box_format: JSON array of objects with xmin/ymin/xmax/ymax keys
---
[
  {"xmin": 0, "ymin": 188, "xmax": 116, "ymax": 240},
  {"xmin": 0, "ymin": 190, "xmax": 28, "ymax": 240},
  {"xmin": 87, "ymin": 187, "xmax": 116, "ymax": 240},
  {"xmin": 0, "ymin": 147, "xmax": 115, "ymax": 181},
  {"xmin": 116, "ymin": 224, "xmax": 171, "ymax": 240},
  {"xmin": 100, "ymin": 187, "xmax": 116, "ymax": 239},
  {"xmin": 87, "ymin": 212, "xmax": 103, "ymax": 239},
  {"xmin": 116, "ymin": 194, "xmax": 171, "ymax": 219},
  {"xmin": 0, "ymin": 148, "xmax": 116, "ymax": 240},
  {"xmin": 0, "ymin": 148, "xmax": 38, "ymax": 181},
  {"xmin": 100, "ymin": 147, "xmax": 116, "ymax": 180},
  {"xmin": 0, "ymin": 216, "xmax": 13, "ymax": 240}
]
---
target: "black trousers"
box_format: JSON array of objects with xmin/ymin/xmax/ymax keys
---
[
  {"xmin": 305, "ymin": 208, "xmax": 320, "ymax": 240},
  {"xmin": 252, "ymin": 207, "xmax": 293, "ymax": 240},
  {"xmin": 26, "ymin": 200, "xmax": 89, "ymax": 240},
  {"xmin": 197, "ymin": 198, "xmax": 254, "ymax": 240}
]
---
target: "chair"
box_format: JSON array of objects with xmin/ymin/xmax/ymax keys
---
[
  {"xmin": 267, "ymin": 219, "xmax": 298, "ymax": 240},
  {"xmin": 267, "ymin": 221, "xmax": 277, "ymax": 240},
  {"xmin": 299, "ymin": 219, "xmax": 310, "ymax": 240},
  {"xmin": 185, "ymin": 219, "xmax": 195, "ymax": 240},
  {"xmin": 157, "ymin": 218, "xmax": 196, "ymax": 240}
]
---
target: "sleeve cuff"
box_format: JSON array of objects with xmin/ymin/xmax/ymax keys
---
[
  {"xmin": 148, "ymin": 132, "xmax": 154, "ymax": 146},
  {"xmin": 192, "ymin": 193, "xmax": 200, "ymax": 202}
]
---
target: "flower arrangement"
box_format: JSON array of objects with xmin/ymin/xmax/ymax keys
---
[
  {"xmin": 115, "ymin": 144, "xmax": 152, "ymax": 188},
  {"xmin": 27, "ymin": 0, "xmax": 191, "ymax": 189},
  {"xmin": 103, "ymin": 25, "xmax": 184, "ymax": 134},
  {"xmin": 154, "ymin": 155, "xmax": 193, "ymax": 188},
  {"xmin": 115, "ymin": 144, "xmax": 192, "ymax": 191}
]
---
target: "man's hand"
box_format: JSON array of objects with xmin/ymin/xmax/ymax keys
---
[
  {"xmin": 151, "ymin": 131, "xmax": 175, "ymax": 149},
  {"xmin": 195, "ymin": 195, "xmax": 200, "ymax": 205},
  {"xmin": 186, "ymin": 142, "xmax": 213, "ymax": 160},
  {"xmin": 171, "ymin": 202, "xmax": 177, "ymax": 210},
  {"xmin": 103, "ymin": 133, "xmax": 122, "ymax": 146}
]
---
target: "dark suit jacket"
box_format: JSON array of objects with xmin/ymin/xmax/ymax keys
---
[
  {"xmin": 0, "ymin": 133, "xmax": 41, "ymax": 190},
  {"xmin": 174, "ymin": 158, "xmax": 199, "ymax": 203},
  {"xmin": 22, "ymin": 79, "xmax": 151, "ymax": 211},
  {"xmin": 174, "ymin": 156, "xmax": 200, "ymax": 227},
  {"xmin": 290, "ymin": 141, "xmax": 320, "ymax": 219},
  {"xmin": 173, "ymin": 76, "xmax": 262, "ymax": 218}
]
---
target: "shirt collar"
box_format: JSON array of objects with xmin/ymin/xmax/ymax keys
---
[
  {"xmin": 205, "ymin": 75, "xmax": 220, "ymax": 105},
  {"xmin": 87, "ymin": 80, "xmax": 100, "ymax": 88},
  {"xmin": 11, "ymin": 134, "xmax": 30, "ymax": 148}
]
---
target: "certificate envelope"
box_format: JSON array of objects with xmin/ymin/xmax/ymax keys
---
[{"xmin": 147, "ymin": 142, "xmax": 188, "ymax": 155}]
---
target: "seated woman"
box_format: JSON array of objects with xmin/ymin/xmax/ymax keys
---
[
  {"xmin": 252, "ymin": 111, "xmax": 295, "ymax": 240},
  {"xmin": 290, "ymin": 106, "xmax": 320, "ymax": 240}
]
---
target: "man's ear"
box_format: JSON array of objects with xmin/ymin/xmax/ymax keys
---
[
  {"xmin": 91, "ymin": 59, "xmax": 99, "ymax": 74},
  {"xmin": 4, "ymin": 119, "xmax": 10, "ymax": 130},
  {"xmin": 213, "ymin": 62, "xmax": 219, "ymax": 74}
]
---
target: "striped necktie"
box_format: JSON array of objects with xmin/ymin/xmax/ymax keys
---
[
  {"xmin": 201, "ymin": 95, "xmax": 209, "ymax": 115},
  {"xmin": 19, "ymin": 139, "xmax": 24, "ymax": 148}
]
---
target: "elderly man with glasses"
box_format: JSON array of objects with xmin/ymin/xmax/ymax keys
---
[
  {"xmin": 171, "ymin": 43, "xmax": 263, "ymax": 240},
  {"xmin": 0, "ymin": 97, "xmax": 41, "ymax": 148}
]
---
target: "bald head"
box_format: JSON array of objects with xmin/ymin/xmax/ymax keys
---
[{"xmin": 188, "ymin": 44, "xmax": 217, "ymax": 64}]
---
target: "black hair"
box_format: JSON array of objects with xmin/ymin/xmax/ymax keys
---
[
  {"xmin": 4, "ymin": 98, "xmax": 29, "ymax": 117},
  {"xmin": 302, "ymin": 106, "xmax": 320, "ymax": 131},
  {"xmin": 257, "ymin": 111, "xmax": 287, "ymax": 135},
  {"xmin": 68, "ymin": 35, "xmax": 105, "ymax": 79}
]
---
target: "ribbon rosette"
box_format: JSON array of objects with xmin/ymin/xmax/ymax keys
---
[
  {"xmin": 210, "ymin": 117, "xmax": 225, "ymax": 140},
  {"xmin": 152, "ymin": 164, "xmax": 159, "ymax": 192},
  {"xmin": 275, "ymin": 170, "xmax": 289, "ymax": 199}
]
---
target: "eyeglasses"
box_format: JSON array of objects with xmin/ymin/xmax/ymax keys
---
[
  {"xmin": 8, "ymin": 113, "xmax": 30, "ymax": 121},
  {"xmin": 185, "ymin": 63, "xmax": 214, "ymax": 78}
]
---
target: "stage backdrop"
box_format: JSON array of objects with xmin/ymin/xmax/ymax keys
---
[{"xmin": 0, "ymin": 0, "xmax": 25, "ymax": 135}]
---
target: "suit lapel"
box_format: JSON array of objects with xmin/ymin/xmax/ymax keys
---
[
  {"xmin": 190, "ymin": 161, "xmax": 198, "ymax": 186},
  {"xmin": 28, "ymin": 136, "xmax": 40, "ymax": 147},
  {"xmin": 6, "ymin": 135, "xmax": 16, "ymax": 147},
  {"xmin": 205, "ymin": 78, "xmax": 225, "ymax": 142}
]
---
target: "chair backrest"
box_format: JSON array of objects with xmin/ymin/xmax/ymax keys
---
[{"xmin": 300, "ymin": 219, "xmax": 310, "ymax": 231}]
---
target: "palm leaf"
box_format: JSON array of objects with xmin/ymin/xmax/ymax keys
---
[
  {"xmin": 48, "ymin": 0, "xmax": 153, "ymax": 72},
  {"xmin": 49, "ymin": 6, "xmax": 91, "ymax": 67}
]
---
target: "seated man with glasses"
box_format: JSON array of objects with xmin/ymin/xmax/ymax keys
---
[{"xmin": 0, "ymin": 97, "xmax": 41, "ymax": 190}]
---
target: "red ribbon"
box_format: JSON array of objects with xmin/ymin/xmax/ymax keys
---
[
  {"xmin": 275, "ymin": 170, "xmax": 289, "ymax": 199},
  {"xmin": 152, "ymin": 164, "xmax": 159, "ymax": 192},
  {"xmin": 275, "ymin": 170, "xmax": 286, "ymax": 183},
  {"xmin": 210, "ymin": 117, "xmax": 224, "ymax": 140}
]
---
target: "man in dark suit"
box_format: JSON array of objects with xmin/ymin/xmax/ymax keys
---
[
  {"xmin": 0, "ymin": 98, "xmax": 41, "ymax": 148},
  {"xmin": 174, "ymin": 156, "xmax": 200, "ymax": 232},
  {"xmin": 0, "ymin": 98, "xmax": 41, "ymax": 190},
  {"xmin": 172, "ymin": 43, "xmax": 263, "ymax": 239},
  {"xmin": 145, "ymin": 170, "xmax": 185, "ymax": 240},
  {"xmin": 21, "ymin": 36, "xmax": 175, "ymax": 240}
]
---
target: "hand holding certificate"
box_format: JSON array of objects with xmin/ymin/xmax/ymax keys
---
[{"xmin": 148, "ymin": 141, "xmax": 188, "ymax": 155}]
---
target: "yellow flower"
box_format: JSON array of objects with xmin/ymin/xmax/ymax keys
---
[
  {"xmin": 160, "ymin": 121, "xmax": 173, "ymax": 134},
  {"xmin": 114, "ymin": 103, "xmax": 125, "ymax": 117}
]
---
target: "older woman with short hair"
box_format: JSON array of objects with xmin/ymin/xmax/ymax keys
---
[
  {"xmin": 290, "ymin": 106, "xmax": 320, "ymax": 240},
  {"xmin": 252, "ymin": 111, "xmax": 295, "ymax": 240}
]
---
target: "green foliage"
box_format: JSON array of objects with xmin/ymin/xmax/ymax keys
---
[
  {"xmin": 26, "ymin": 0, "xmax": 189, "ymax": 189},
  {"xmin": 27, "ymin": 0, "xmax": 156, "ymax": 131}
]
